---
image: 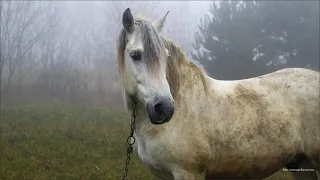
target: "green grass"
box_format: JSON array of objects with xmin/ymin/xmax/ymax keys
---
[
  {"xmin": 1, "ymin": 105, "xmax": 155, "ymax": 180},
  {"xmin": 0, "ymin": 105, "xmax": 314, "ymax": 180}
]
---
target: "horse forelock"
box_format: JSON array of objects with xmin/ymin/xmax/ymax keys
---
[{"xmin": 138, "ymin": 19, "xmax": 167, "ymax": 74}]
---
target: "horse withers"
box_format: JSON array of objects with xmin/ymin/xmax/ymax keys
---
[{"xmin": 116, "ymin": 8, "xmax": 320, "ymax": 180}]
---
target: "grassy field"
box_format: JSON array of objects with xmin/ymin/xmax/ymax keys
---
[
  {"xmin": 0, "ymin": 105, "xmax": 310, "ymax": 180},
  {"xmin": 1, "ymin": 105, "xmax": 156, "ymax": 180}
]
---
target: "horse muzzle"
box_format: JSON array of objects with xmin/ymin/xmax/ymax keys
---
[{"xmin": 146, "ymin": 97, "xmax": 174, "ymax": 124}]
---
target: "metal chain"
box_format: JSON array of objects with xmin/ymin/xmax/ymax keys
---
[{"xmin": 122, "ymin": 96, "xmax": 138, "ymax": 180}]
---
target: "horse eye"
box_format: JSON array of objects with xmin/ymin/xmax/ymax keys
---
[{"xmin": 130, "ymin": 51, "xmax": 142, "ymax": 61}]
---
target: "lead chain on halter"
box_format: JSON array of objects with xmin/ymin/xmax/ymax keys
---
[{"xmin": 122, "ymin": 96, "xmax": 138, "ymax": 180}]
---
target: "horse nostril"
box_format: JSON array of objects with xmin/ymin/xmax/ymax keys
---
[
  {"xmin": 154, "ymin": 101, "xmax": 165, "ymax": 115},
  {"xmin": 147, "ymin": 99, "xmax": 175, "ymax": 124}
]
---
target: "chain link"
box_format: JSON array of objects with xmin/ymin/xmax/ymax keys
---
[{"xmin": 122, "ymin": 96, "xmax": 138, "ymax": 180}]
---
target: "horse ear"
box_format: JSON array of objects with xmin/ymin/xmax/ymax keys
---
[
  {"xmin": 152, "ymin": 11, "xmax": 169, "ymax": 32},
  {"xmin": 122, "ymin": 8, "xmax": 134, "ymax": 33}
]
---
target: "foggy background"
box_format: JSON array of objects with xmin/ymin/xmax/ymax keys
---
[
  {"xmin": 1, "ymin": 1, "xmax": 319, "ymax": 179},
  {"xmin": 1, "ymin": 1, "xmax": 319, "ymax": 107}
]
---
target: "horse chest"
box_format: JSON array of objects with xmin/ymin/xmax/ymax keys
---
[
  {"xmin": 136, "ymin": 138, "xmax": 173, "ymax": 179},
  {"xmin": 137, "ymin": 142, "xmax": 156, "ymax": 168}
]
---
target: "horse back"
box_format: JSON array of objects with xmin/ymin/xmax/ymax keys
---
[
  {"xmin": 204, "ymin": 68, "xmax": 319, "ymax": 179},
  {"xmin": 244, "ymin": 68, "xmax": 320, "ymax": 153}
]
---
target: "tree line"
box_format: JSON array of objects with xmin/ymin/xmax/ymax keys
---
[
  {"xmin": 0, "ymin": 1, "xmax": 196, "ymax": 106},
  {"xmin": 192, "ymin": 1, "xmax": 319, "ymax": 80},
  {"xmin": 1, "ymin": 1, "xmax": 318, "ymax": 106}
]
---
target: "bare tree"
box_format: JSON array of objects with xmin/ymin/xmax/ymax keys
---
[
  {"xmin": 1, "ymin": 1, "xmax": 205, "ymax": 106},
  {"xmin": 1, "ymin": 1, "xmax": 59, "ymax": 91}
]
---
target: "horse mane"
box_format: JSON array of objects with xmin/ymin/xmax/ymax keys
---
[
  {"xmin": 116, "ymin": 16, "xmax": 209, "ymax": 101},
  {"xmin": 163, "ymin": 38, "xmax": 209, "ymax": 100}
]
